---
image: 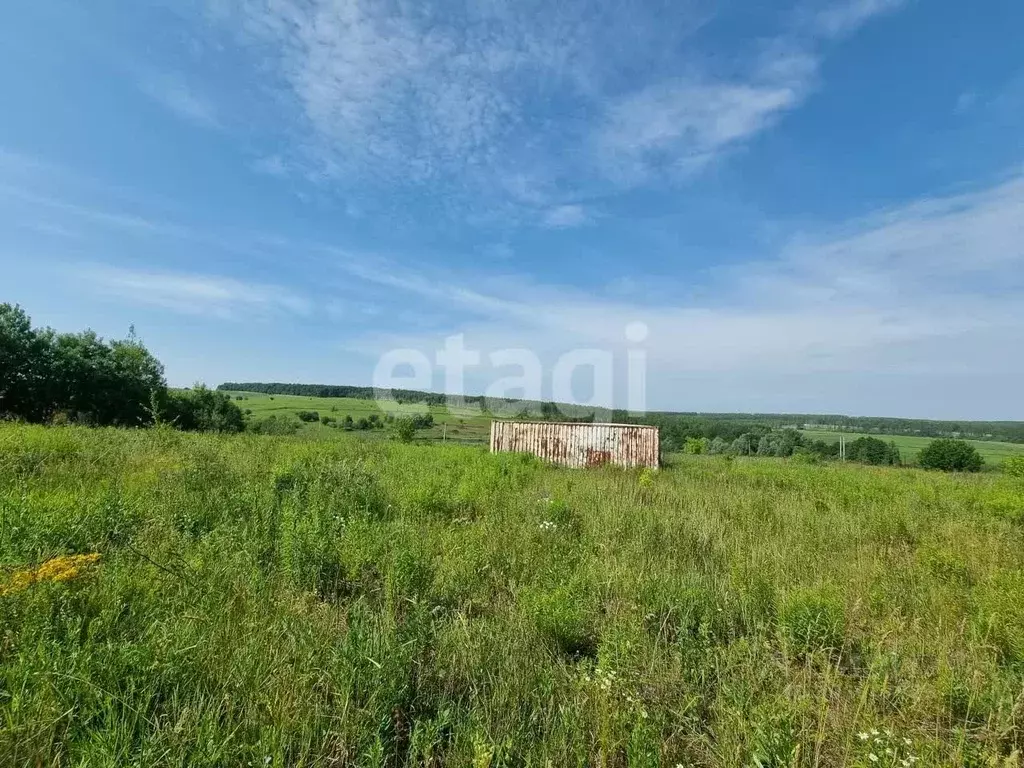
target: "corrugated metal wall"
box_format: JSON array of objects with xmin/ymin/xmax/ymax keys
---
[{"xmin": 489, "ymin": 421, "xmax": 660, "ymax": 469}]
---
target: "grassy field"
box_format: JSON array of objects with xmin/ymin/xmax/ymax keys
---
[
  {"xmin": 3, "ymin": 424, "xmax": 1024, "ymax": 766},
  {"xmin": 800, "ymin": 429, "xmax": 1024, "ymax": 467},
  {"xmin": 222, "ymin": 390, "xmax": 494, "ymax": 443}
]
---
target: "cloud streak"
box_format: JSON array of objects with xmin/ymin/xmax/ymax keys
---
[
  {"xmin": 80, "ymin": 265, "xmax": 311, "ymax": 319},
  {"xmin": 139, "ymin": 73, "xmax": 223, "ymax": 130},
  {"xmin": 210, "ymin": 0, "xmax": 907, "ymax": 204}
]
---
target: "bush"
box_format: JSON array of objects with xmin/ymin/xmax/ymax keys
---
[
  {"xmin": 1003, "ymin": 455, "xmax": 1024, "ymax": 478},
  {"xmin": 392, "ymin": 417, "xmax": 417, "ymax": 443},
  {"xmin": 162, "ymin": 386, "xmax": 245, "ymax": 432},
  {"xmin": 247, "ymin": 415, "xmax": 299, "ymax": 435},
  {"xmin": 846, "ymin": 436, "xmax": 901, "ymax": 466},
  {"xmin": 296, "ymin": 410, "xmax": 320, "ymax": 423},
  {"xmin": 683, "ymin": 437, "xmax": 709, "ymax": 455},
  {"xmin": 918, "ymin": 438, "xmax": 984, "ymax": 472}
]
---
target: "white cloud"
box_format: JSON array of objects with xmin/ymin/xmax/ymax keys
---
[
  {"xmin": 210, "ymin": 0, "xmax": 907, "ymax": 201},
  {"xmin": 139, "ymin": 73, "xmax": 222, "ymax": 130},
  {"xmin": 542, "ymin": 204, "xmax": 590, "ymax": 229},
  {"xmin": 594, "ymin": 0, "xmax": 908, "ymax": 184},
  {"xmin": 596, "ymin": 81, "xmax": 801, "ymax": 183},
  {"xmin": 331, "ymin": 171, "xmax": 1024, "ymax": 412},
  {"xmin": 814, "ymin": 0, "xmax": 908, "ymax": 38},
  {"xmin": 80, "ymin": 265, "xmax": 311, "ymax": 319}
]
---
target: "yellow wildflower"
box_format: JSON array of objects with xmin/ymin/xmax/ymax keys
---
[{"xmin": 1, "ymin": 553, "xmax": 101, "ymax": 596}]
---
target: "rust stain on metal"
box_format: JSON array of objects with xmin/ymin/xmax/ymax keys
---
[{"xmin": 489, "ymin": 421, "xmax": 659, "ymax": 469}]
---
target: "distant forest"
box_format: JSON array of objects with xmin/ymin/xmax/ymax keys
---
[{"xmin": 217, "ymin": 382, "xmax": 1024, "ymax": 444}]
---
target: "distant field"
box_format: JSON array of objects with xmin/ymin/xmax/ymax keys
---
[
  {"xmin": 222, "ymin": 390, "xmax": 493, "ymax": 443},
  {"xmin": 801, "ymin": 428, "xmax": 1024, "ymax": 465}
]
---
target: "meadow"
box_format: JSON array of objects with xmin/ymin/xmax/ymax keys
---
[{"xmin": 2, "ymin": 423, "xmax": 1024, "ymax": 767}]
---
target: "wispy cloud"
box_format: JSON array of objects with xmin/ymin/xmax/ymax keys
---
[
  {"xmin": 139, "ymin": 73, "xmax": 222, "ymax": 130},
  {"xmin": 594, "ymin": 0, "xmax": 908, "ymax": 184},
  {"xmin": 79, "ymin": 265, "xmax": 311, "ymax": 319},
  {"xmin": 814, "ymin": 0, "xmax": 908, "ymax": 38},
  {"xmin": 596, "ymin": 81, "xmax": 801, "ymax": 184},
  {"xmin": 542, "ymin": 204, "xmax": 590, "ymax": 229},
  {"xmin": 333, "ymin": 171, "xmax": 1024, "ymax": 406},
  {"xmin": 210, "ymin": 0, "xmax": 906, "ymax": 206}
]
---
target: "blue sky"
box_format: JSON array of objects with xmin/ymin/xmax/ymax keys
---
[{"xmin": 1, "ymin": 0, "xmax": 1022, "ymax": 419}]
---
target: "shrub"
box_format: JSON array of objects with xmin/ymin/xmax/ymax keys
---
[
  {"xmin": 917, "ymin": 438, "xmax": 984, "ymax": 472},
  {"xmin": 296, "ymin": 410, "xmax": 320, "ymax": 423},
  {"xmin": 162, "ymin": 386, "xmax": 245, "ymax": 432},
  {"xmin": 247, "ymin": 415, "xmax": 299, "ymax": 435},
  {"xmin": 846, "ymin": 436, "xmax": 901, "ymax": 466},
  {"xmin": 1003, "ymin": 455, "xmax": 1024, "ymax": 478},
  {"xmin": 392, "ymin": 417, "xmax": 417, "ymax": 443},
  {"xmin": 683, "ymin": 437, "xmax": 709, "ymax": 455}
]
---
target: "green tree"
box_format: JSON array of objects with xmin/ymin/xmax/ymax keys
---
[
  {"xmin": 917, "ymin": 439, "xmax": 984, "ymax": 472},
  {"xmin": 0, "ymin": 304, "xmax": 52, "ymax": 421},
  {"xmin": 392, "ymin": 416, "xmax": 417, "ymax": 443},
  {"xmin": 847, "ymin": 436, "xmax": 900, "ymax": 466}
]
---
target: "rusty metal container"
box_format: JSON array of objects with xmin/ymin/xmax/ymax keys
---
[{"xmin": 489, "ymin": 421, "xmax": 659, "ymax": 469}]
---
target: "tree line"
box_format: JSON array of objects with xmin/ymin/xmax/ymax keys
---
[
  {"xmin": 641, "ymin": 410, "xmax": 1024, "ymax": 444},
  {"xmin": 1, "ymin": 304, "xmax": 244, "ymax": 432}
]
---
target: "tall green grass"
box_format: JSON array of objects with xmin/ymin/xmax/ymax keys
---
[{"xmin": 2, "ymin": 423, "xmax": 1023, "ymax": 766}]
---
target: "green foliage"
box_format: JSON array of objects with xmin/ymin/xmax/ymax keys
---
[
  {"xmin": 0, "ymin": 304, "xmax": 166, "ymax": 427},
  {"xmin": 162, "ymin": 386, "xmax": 245, "ymax": 433},
  {"xmin": 246, "ymin": 414, "xmax": 300, "ymax": 435},
  {"xmin": 1003, "ymin": 455, "xmax": 1024, "ymax": 478},
  {"xmin": 918, "ymin": 438, "xmax": 985, "ymax": 472},
  {"xmin": 392, "ymin": 416, "xmax": 418, "ymax": 443},
  {"xmin": 296, "ymin": 410, "xmax": 320, "ymax": 423},
  {"xmin": 683, "ymin": 436, "xmax": 710, "ymax": 454},
  {"xmin": 0, "ymin": 303, "xmax": 165, "ymax": 428},
  {"xmin": 0, "ymin": 303, "xmax": 53, "ymax": 422},
  {"xmin": 846, "ymin": 436, "xmax": 901, "ymax": 465}
]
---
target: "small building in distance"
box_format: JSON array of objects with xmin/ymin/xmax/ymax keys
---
[{"xmin": 489, "ymin": 421, "xmax": 659, "ymax": 469}]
